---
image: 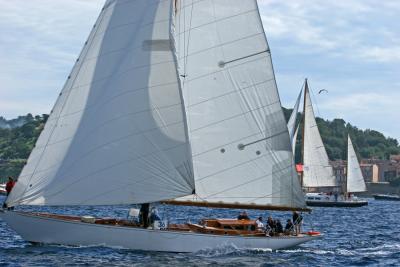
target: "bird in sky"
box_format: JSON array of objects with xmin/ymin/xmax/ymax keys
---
[{"xmin": 318, "ymin": 89, "xmax": 328, "ymax": 94}]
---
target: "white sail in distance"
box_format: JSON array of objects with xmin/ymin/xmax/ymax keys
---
[
  {"xmin": 347, "ymin": 135, "xmax": 367, "ymax": 193},
  {"xmin": 287, "ymin": 89, "xmax": 302, "ymax": 149},
  {"xmin": 292, "ymin": 124, "xmax": 299, "ymax": 155},
  {"xmin": 7, "ymin": 0, "xmax": 195, "ymax": 207},
  {"xmin": 172, "ymin": 0, "xmax": 306, "ymax": 210},
  {"xmin": 302, "ymin": 82, "xmax": 337, "ymax": 187}
]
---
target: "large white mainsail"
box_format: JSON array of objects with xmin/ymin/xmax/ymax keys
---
[
  {"xmin": 346, "ymin": 135, "xmax": 367, "ymax": 193},
  {"xmin": 302, "ymin": 81, "xmax": 336, "ymax": 187},
  {"xmin": 172, "ymin": 0, "xmax": 306, "ymax": 210},
  {"xmin": 7, "ymin": 0, "xmax": 195, "ymax": 207}
]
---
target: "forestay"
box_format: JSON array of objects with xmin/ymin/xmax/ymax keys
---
[
  {"xmin": 347, "ymin": 135, "xmax": 367, "ymax": 193},
  {"xmin": 173, "ymin": 0, "xmax": 305, "ymax": 209},
  {"xmin": 302, "ymin": 83, "xmax": 337, "ymax": 187},
  {"xmin": 7, "ymin": 0, "xmax": 195, "ymax": 206}
]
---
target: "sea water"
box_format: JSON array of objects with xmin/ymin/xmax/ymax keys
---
[{"xmin": 1, "ymin": 195, "xmax": 399, "ymax": 266}]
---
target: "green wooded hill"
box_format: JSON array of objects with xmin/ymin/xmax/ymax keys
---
[
  {"xmin": 282, "ymin": 108, "xmax": 400, "ymax": 164},
  {"xmin": 0, "ymin": 114, "xmax": 48, "ymax": 182},
  {"xmin": 0, "ymin": 112, "xmax": 399, "ymax": 182}
]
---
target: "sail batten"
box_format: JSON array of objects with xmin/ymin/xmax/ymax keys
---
[
  {"xmin": 7, "ymin": 0, "xmax": 195, "ymax": 207},
  {"xmin": 173, "ymin": 0, "xmax": 306, "ymax": 209},
  {"xmin": 302, "ymin": 82, "xmax": 337, "ymax": 188},
  {"xmin": 347, "ymin": 135, "xmax": 367, "ymax": 193}
]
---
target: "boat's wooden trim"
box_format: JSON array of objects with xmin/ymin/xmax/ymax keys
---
[{"xmin": 162, "ymin": 200, "xmax": 311, "ymax": 212}]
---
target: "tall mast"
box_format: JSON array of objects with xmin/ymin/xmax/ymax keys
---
[{"xmin": 300, "ymin": 78, "xmax": 308, "ymax": 188}]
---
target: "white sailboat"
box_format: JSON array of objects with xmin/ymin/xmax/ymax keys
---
[
  {"xmin": 301, "ymin": 80, "xmax": 367, "ymax": 207},
  {"xmin": 0, "ymin": 0, "xmax": 321, "ymax": 252}
]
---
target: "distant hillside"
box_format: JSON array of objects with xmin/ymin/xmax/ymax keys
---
[
  {"xmin": 282, "ymin": 108, "xmax": 400, "ymax": 163},
  {"xmin": 0, "ymin": 114, "xmax": 48, "ymax": 182},
  {"xmin": 0, "ymin": 115, "xmax": 29, "ymax": 129},
  {"xmin": 0, "ymin": 111, "xmax": 399, "ymax": 182}
]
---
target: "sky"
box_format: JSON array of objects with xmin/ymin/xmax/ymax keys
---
[{"xmin": 0, "ymin": 0, "xmax": 399, "ymax": 141}]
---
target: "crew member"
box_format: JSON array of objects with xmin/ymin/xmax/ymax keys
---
[
  {"xmin": 237, "ymin": 211, "xmax": 250, "ymax": 220},
  {"xmin": 292, "ymin": 211, "xmax": 303, "ymax": 235},
  {"xmin": 255, "ymin": 216, "xmax": 264, "ymax": 230},
  {"xmin": 5, "ymin": 177, "xmax": 15, "ymax": 196},
  {"xmin": 285, "ymin": 219, "xmax": 294, "ymax": 235},
  {"xmin": 139, "ymin": 203, "xmax": 150, "ymax": 228}
]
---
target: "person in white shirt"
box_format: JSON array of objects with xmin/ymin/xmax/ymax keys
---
[{"xmin": 255, "ymin": 216, "xmax": 264, "ymax": 230}]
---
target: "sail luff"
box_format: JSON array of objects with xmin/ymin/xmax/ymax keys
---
[
  {"xmin": 302, "ymin": 80, "xmax": 337, "ymax": 188},
  {"xmin": 7, "ymin": 0, "xmax": 195, "ymax": 207},
  {"xmin": 346, "ymin": 135, "xmax": 367, "ymax": 193}
]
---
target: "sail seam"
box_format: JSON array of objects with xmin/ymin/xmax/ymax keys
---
[
  {"xmin": 203, "ymin": 164, "xmax": 293, "ymax": 199},
  {"xmin": 36, "ymin": 142, "xmax": 189, "ymax": 201},
  {"xmin": 191, "ymin": 100, "xmax": 281, "ymax": 133},
  {"xmin": 197, "ymin": 150, "xmax": 293, "ymax": 183},
  {"xmin": 187, "ymin": 78, "xmax": 273, "ymax": 108},
  {"xmin": 19, "ymin": 119, "xmax": 186, "ymax": 179},
  {"xmin": 176, "ymin": 8, "xmax": 258, "ymax": 37},
  {"xmin": 185, "ymin": 56, "xmax": 265, "ymax": 83}
]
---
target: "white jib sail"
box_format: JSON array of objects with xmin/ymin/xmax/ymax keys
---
[
  {"xmin": 7, "ymin": 0, "xmax": 195, "ymax": 207},
  {"xmin": 173, "ymin": 0, "xmax": 305, "ymax": 209},
  {"xmin": 302, "ymin": 85, "xmax": 337, "ymax": 187},
  {"xmin": 347, "ymin": 135, "xmax": 367, "ymax": 193},
  {"xmin": 287, "ymin": 89, "xmax": 302, "ymax": 148},
  {"xmin": 292, "ymin": 124, "xmax": 299, "ymax": 156}
]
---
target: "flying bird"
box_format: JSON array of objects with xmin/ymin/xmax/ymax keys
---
[{"xmin": 318, "ymin": 89, "xmax": 328, "ymax": 94}]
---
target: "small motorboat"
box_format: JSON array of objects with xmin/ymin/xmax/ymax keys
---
[
  {"xmin": 305, "ymin": 193, "xmax": 368, "ymax": 207},
  {"xmin": 373, "ymin": 194, "xmax": 400, "ymax": 201}
]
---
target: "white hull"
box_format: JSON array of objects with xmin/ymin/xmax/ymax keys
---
[{"xmin": 0, "ymin": 211, "xmax": 320, "ymax": 252}]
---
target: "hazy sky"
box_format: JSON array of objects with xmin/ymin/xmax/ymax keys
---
[{"xmin": 0, "ymin": 0, "xmax": 399, "ymax": 141}]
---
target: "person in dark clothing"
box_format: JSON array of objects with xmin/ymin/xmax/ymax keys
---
[
  {"xmin": 292, "ymin": 211, "xmax": 303, "ymax": 235},
  {"xmin": 149, "ymin": 207, "xmax": 161, "ymax": 225},
  {"xmin": 285, "ymin": 219, "xmax": 294, "ymax": 235},
  {"xmin": 266, "ymin": 216, "xmax": 276, "ymax": 235},
  {"xmin": 237, "ymin": 211, "xmax": 250, "ymax": 220},
  {"xmin": 139, "ymin": 203, "xmax": 150, "ymax": 228},
  {"xmin": 275, "ymin": 219, "xmax": 283, "ymax": 234},
  {"xmin": 5, "ymin": 177, "xmax": 15, "ymax": 196},
  {"xmin": 3, "ymin": 177, "xmax": 16, "ymax": 210}
]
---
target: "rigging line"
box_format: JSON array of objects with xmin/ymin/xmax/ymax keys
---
[
  {"xmin": 15, "ymin": 5, "xmax": 108, "ymax": 204},
  {"xmin": 183, "ymin": 0, "xmax": 186, "ymax": 78},
  {"xmin": 219, "ymin": 50, "xmax": 270, "ymax": 67},
  {"xmin": 183, "ymin": 0, "xmax": 194, "ymax": 81},
  {"xmin": 239, "ymin": 130, "xmax": 287, "ymax": 149}
]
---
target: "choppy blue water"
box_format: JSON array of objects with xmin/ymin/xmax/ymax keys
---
[{"xmin": 1, "ymin": 195, "xmax": 399, "ymax": 266}]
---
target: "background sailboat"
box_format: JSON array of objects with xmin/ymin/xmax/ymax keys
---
[
  {"xmin": 301, "ymin": 80, "xmax": 337, "ymax": 189},
  {"xmin": 0, "ymin": 0, "xmax": 320, "ymax": 251},
  {"xmin": 301, "ymin": 80, "xmax": 367, "ymax": 207}
]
